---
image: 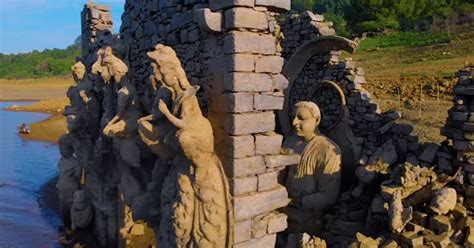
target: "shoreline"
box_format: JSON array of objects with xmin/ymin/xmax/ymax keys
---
[{"xmin": 3, "ymin": 98, "xmax": 68, "ymax": 144}]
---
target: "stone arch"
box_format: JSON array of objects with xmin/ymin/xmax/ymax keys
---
[{"xmin": 279, "ymin": 35, "xmax": 358, "ymax": 136}]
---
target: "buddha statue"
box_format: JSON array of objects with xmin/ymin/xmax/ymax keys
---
[{"xmin": 284, "ymin": 101, "xmax": 342, "ymax": 234}]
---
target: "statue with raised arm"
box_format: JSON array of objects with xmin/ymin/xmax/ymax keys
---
[
  {"xmin": 284, "ymin": 101, "xmax": 342, "ymax": 234},
  {"xmin": 92, "ymin": 46, "xmax": 144, "ymax": 205},
  {"xmin": 146, "ymin": 44, "xmax": 233, "ymax": 247}
]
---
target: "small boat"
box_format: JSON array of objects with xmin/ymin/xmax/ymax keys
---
[{"xmin": 19, "ymin": 123, "xmax": 31, "ymax": 135}]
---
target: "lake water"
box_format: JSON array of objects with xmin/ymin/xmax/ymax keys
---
[{"xmin": 0, "ymin": 102, "xmax": 61, "ymax": 248}]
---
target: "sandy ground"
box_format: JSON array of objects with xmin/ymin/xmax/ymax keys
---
[{"xmin": 0, "ymin": 76, "xmax": 72, "ymax": 101}]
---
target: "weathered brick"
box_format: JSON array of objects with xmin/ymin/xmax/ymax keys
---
[
  {"xmin": 234, "ymin": 234, "xmax": 276, "ymax": 248},
  {"xmin": 264, "ymin": 154, "xmax": 301, "ymax": 168},
  {"xmin": 254, "ymin": 94, "xmax": 285, "ymax": 111},
  {"xmin": 224, "ymin": 72, "xmax": 273, "ymax": 92},
  {"xmin": 225, "ymin": 8, "xmax": 268, "ymax": 30},
  {"xmin": 222, "ymin": 135, "xmax": 255, "ymax": 158},
  {"xmin": 219, "ymin": 93, "xmax": 254, "ymax": 113},
  {"xmin": 193, "ymin": 8, "xmax": 223, "ymax": 33},
  {"xmin": 234, "ymin": 186, "xmax": 290, "ymax": 220},
  {"xmin": 231, "ymin": 176, "xmax": 258, "ymax": 196},
  {"xmin": 267, "ymin": 213, "xmax": 288, "ymax": 233},
  {"xmin": 271, "ymin": 73, "xmax": 289, "ymax": 90},
  {"xmin": 209, "ymin": 0, "xmax": 254, "ymax": 11},
  {"xmin": 255, "ymin": 133, "xmax": 283, "ymax": 155},
  {"xmin": 252, "ymin": 218, "xmax": 267, "ymax": 239},
  {"xmin": 225, "ymin": 32, "xmax": 275, "ymax": 55},
  {"xmin": 224, "ymin": 54, "xmax": 255, "ymax": 72},
  {"xmin": 255, "ymin": 0, "xmax": 290, "ymax": 11},
  {"xmin": 234, "ymin": 220, "xmax": 252, "ymax": 244},
  {"xmin": 224, "ymin": 112, "xmax": 275, "ymax": 135},
  {"xmin": 258, "ymin": 171, "xmax": 279, "ymax": 191},
  {"xmin": 255, "ymin": 56, "xmax": 284, "ymax": 73},
  {"xmin": 224, "ymin": 156, "xmax": 266, "ymax": 177}
]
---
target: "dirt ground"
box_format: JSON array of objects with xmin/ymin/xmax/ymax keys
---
[
  {"xmin": 0, "ymin": 76, "xmax": 72, "ymax": 101},
  {"xmin": 350, "ymin": 27, "xmax": 473, "ymax": 144}
]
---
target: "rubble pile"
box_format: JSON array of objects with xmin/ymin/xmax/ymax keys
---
[{"xmin": 309, "ymin": 68, "xmax": 474, "ymax": 247}]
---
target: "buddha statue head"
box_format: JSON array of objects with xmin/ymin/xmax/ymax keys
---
[{"xmin": 292, "ymin": 101, "xmax": 321, "ymax": 141}]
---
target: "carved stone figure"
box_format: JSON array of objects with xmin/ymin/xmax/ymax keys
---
[
  {"xmin": 57, "ymin": 134, "xmax": 81, "ymax": 227},
  {"xmin": 92, "ymin": 46, "xmax": 144, "ymax": 204},
  {"xmin": 66, "ymin": 61, "xmax": 101, "ymax": 139},
  {"xmin": 283, "ymin": 101, "xmax": 342, "ymax": 234},
  {"xmin": 66, "ymin": 114, "xmax": 94, "ymax": 168},
  {"xmin": 65, "ymin": 61, "xmax": 87, "ymax": 115},
  {"xmin": 145, "ymin": 44, "xmax": 233, "ymax": 247},
  {"xmin": 388, "ymin": 191, "xmax": 412, "ymax": 233},
  {"xmin": 70, "ymin": 189, "xmax": 93, "ymax": 230}
]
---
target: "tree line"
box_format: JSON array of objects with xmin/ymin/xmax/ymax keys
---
[
  {"xmin": 0, "ymin": 38, "xmax": 80, "ymax": 79},
  {"xmin": 292, "ymin": 0, "xmax": 474, "ymax": 36}
]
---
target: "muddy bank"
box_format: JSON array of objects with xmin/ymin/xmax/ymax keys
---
[{"xmin": 5, "ymin": 98, "xmax": 68, "ymax": 144}]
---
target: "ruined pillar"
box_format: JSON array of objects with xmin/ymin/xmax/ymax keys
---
[
  {"xmin": 206, "ymin": 1, "xmax": 299, "ymax": 246},
  {"xmin": 81, "ymin": 3, "xmax": 113, "ymax": 67},
  {"xmin": 442, "ymin": 66, "xmax": 474, "ymax": 207}
]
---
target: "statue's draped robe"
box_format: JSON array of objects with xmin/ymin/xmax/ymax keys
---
[
  {"xmin": 158, "ymin": 95, "xmax": 232, "ymax": 248},
  {"xmin": 284, "ymin": 134, "xmax": 342, "ymax": 234}
]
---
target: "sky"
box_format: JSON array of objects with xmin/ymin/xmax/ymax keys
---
[{"xmin": 0, "ymin": 0, "xmax": 125, "ymax": 54}]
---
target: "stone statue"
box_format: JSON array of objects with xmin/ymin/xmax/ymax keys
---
[
  {"xmin": 283, "ymin": 101, "xmax": 342, "ymax": 234},
  {"xmin": 65, "ymin": 61, "xmax": 87, "ymax": 115},
  {"xmin": 66, "ymin": 60, "xmax": 102, "ymax": 141},
  {"xmin": 57, "ymin": 134, "xmax": 81, "ymax": 227},
  {"xmin": 145, "ymin": 44, "xmax": 233, "ymax": 247},
  {"xmin": 66, "ymin": 114, "xmax": 94, "ymax": 168},
  {"xmin": 92, "ymin": 46, "xmax": 144, "ymax": 204},
  {"xmin": 70, "ymin": 189, "xmax": 93, "ymax": 230}
]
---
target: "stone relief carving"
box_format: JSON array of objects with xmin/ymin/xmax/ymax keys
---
[
  {"xmin": 283, "ymin": 101, "xmax": 342, "ymax": 235},
  {"xmin": 141, "ymin": 44, "xmax": 233, "ymax": 247},
  {"xmin": 70, "ymin": 189, "xmax": 93, "ymax": 231}
]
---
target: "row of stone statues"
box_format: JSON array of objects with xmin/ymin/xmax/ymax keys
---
[
  {"xmin": 57, "ymin": 42, "xmax": 345, "ymax": 247},
  {"xmin": 57, "ymin": 44, "xmax": 234, "ymax": 247}
]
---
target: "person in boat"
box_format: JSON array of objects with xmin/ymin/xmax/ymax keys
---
[{"xmin": 19, "ymin": 123, "xmax": 30, "ymax": 134}]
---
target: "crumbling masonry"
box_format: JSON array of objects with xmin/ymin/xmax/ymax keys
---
[{"xmin": 59, "ymin": 1, "xmax": 474, "ymax": 247}]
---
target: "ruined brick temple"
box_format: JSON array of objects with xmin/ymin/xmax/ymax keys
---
[{"xmin": 57, "ymin": 0, "xmax": 474, "ymax": 247}]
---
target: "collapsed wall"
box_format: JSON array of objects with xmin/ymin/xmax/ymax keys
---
[{"xmin": 279, "ymin": 11, "xmax": 426, "ymax": 171}]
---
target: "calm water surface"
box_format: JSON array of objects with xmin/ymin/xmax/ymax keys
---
[{"xmin": 0, "ymin": 102, "xmax": 61, "ymax": 248}]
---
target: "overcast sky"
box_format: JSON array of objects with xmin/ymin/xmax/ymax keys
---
[{"xmin": 0, "ymin": 0, "xmax": 125, "ymax": 54}]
